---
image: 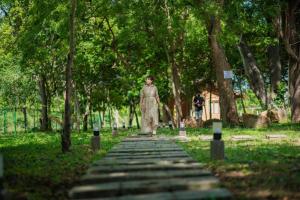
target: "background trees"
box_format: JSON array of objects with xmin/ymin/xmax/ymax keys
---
[{"xmin": 0, "ymin": 0, "xmax": 299, "ymax": 151}]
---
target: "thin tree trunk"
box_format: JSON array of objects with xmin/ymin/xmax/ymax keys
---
[
  {"xmin": 134, "ymin": 105, "xmax": 140, "ymax": 129},
  {"xmin": 38, "ymin": 74, "xmax": 49, "ymax": 131},
  {"xmin": 22, "ymin": 106, "xmax": 27, "ymax": 132},
  {"xmin": 206, "ymin": 6, "xmax": 239, "ymax": 125},
  {"xmin": 62, "ymin": 0, "xmax": 77, "ymax": 153},
  {"xmin": 238, "ymin": 77, "xmax": 247, "ymax": 114},
  {"xmin": 47, "ymin": 94, "xmax": 52, "ymax": 131},
  {"xmin": 209, "ymin": 84, "xmax": 212, "ymax": 120},
  {"xmin": 83, "ymin": 113, "xmax": 88, "ymax": 131},
  {"xmin": 128, "ymin": 102, "xmax": 134, "ymax": 128},
  {"xmin": 163, "ymin": 103, "xmax": 176, "ymax": 128},
  {"xmin": 102, "ymin": 110, "xmax": 106, "ymax": 128},
  {"xmin": 73, "ymin": 84, "xmax": 80, "ymax": 132},
  {"xmin": 88, "ymin": 95, "xmax": 93, "ymax": 129}
]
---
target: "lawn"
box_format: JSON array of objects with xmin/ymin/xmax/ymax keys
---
[
  {"xmin": 160, "ymin": 124, "xmax": 300, "ymax": 200},
  {"xmin": 1, "ymin": 124, "xmax": 300, "ymax": 200},
  {"xmin": 0, "ymin": 129, "xmax": 132, "ymax": 200}
]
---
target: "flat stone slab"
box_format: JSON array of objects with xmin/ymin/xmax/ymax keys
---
[
  {"xmin": 81, "ymin": 169, "xmax": 212, "ymax": 184},
  {"xmin": 231, "ymin": 135, "xmax": 255, "ymax": 141},
  {"xmin": 266, "ymin": 134, "xmax": 287, "ymax": 139},
  {"xmin": 72, "ymin": 188, "xmax": 231, "ymax": 200},
  {"xmin": 199, "ymin": 135, "xmax": 213, "ymax": 141},
  {"xmin": 70, "ymin": 177, "xmax": 220, "ymax": 199},
  {"xmin": 69, "ymin": 135, "xmax": 232, "ymax": 199}
]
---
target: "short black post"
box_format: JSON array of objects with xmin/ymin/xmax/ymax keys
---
[
  {"xmin": 168, "ymin": 121, "xmax": 173, "ymax": 129},
  {"xmin": 210, "ymin": 122, "xmax": 225, "ymax": 160},
  {"xmin": 112, "ymin": 122, "xmax": 118, "ymax": 136},
  {"xmin": 91, "ymin": 126, "xmax": 100, "ymax": 152},
  {"xmin": 179, "ymin": 121, "xmax": 187, "ymax": 137}
]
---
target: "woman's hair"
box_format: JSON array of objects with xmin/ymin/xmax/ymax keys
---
[{"xmin": 146, "ymin": 75, "xmax": 155, "ymax": 81}]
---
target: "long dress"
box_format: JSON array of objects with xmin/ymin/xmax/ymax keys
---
[{"xmin": 140, "ymin": 84, "xmax": 159, "ymax": 133}]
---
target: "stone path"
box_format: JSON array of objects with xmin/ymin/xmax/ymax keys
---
[{"xmin": 69, "ymin": 135, "xmax": 232, "ymax": 200}]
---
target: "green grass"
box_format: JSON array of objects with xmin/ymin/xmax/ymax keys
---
[
  {"xmin": 0, "ymin": 128, "xmax": 133, "ymax": 200},
  {"xmin": 160, "ymin": 124, "xmax": 300, "ymax": 199},
  {"xmin": 1, "ymin": 125, "xmax": 300, "ymax": 200}
]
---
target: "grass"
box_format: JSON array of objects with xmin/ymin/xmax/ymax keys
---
[
  {"xmin": 160, "ymin": 124, "xmax": 300, "ymax": 200},
  {"xmin": 0, "ymin": 128, "xmax": 133, "ymax": 200},
  {"xmin": 1, "ymin": 124, "xmax": 300, "ymax": 199}
]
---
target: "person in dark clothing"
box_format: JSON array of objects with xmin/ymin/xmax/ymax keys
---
[{"xmin": 193, "ymin": 92, "xmax": 205, "ymax": 126}]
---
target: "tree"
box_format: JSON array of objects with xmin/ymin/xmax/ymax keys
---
[{"xmin": 62, "ymin": 0, "xmax": 77, "ymax": 153}]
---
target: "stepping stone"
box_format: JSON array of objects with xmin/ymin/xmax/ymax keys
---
[
  {"xmin": 173, "ymin": 135, "xmax": 190, "ymax": 142},
  {"xmin": 88, "ymin": 162, "xmax": 205, "ymax": 174},
  {"xmin": 92, "ymin": 158, "xmax": 197, "ymax": 166},
  {"xmin": 200, "ymin": 135, "xmax": 213, "ymax": 141},
  {"xmin": 80, "ymin": 169, "xmax": 212, "ymax": 184},
  {"xmin": 231, "ymin": 135, "xmax": 255, "ymax": 141},
  {"xmin": 69, "ymin": 135, "xmax": 232, "ymax": 199},
  {"xmin": 70, "ymin": 177, "xmax": 220, "ymax": 199},
  {"xmin": 266, "ymin": 134, "xmax": 287, "ymax": 140},
  {"xmin": 71, "ymin": 188, "xmax": 231, "ymax": 200}
]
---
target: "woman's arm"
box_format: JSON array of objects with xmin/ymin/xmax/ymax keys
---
[{"xmin": 155, "ymin": 86, "xmax": 160, "ymax": 104}]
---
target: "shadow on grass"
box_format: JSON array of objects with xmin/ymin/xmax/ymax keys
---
[
  {"xmin": 0, "ymin": 131, "xmax": 129, "ymax": 200},
  {"xmin": 180, "ymin": 139, "xmax": 300, "ymax": 200}
]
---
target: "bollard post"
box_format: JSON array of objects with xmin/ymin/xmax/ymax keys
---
[
  {"xmin": 179, "ymin": 121, "xmax": 187, "ymax": 137},
  {"xmin": 210, "ymin": 122, "xmax": 225, "ymax": 160},
  {"xmin": 168, "ymin": 121, "xmax": 173, "ymax": 129},
  {"xmin": 91, "ymin": 125, "xmax": 100, "ymax": 152},
  {"xmin": 112, "ymin": 122, "xmax": 118, "ymax": 136}
]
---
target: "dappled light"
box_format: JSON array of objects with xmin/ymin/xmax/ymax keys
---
[{"xmin": 1, "ymin": 0, "xmax": 300, "ymax": 199}]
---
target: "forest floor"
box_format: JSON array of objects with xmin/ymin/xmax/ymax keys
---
[{"xmin": 1, "ymin": 124, "xmax": 300, "ymax": 200}]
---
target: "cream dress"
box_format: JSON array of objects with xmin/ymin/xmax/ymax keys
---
[{"xmin": 140, "ymin": 84, "xmax": 159, "ymax": 133}]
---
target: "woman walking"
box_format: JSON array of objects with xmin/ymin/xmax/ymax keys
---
[{"xmin": 140, "ymin": 76, "xmax": 160, "ymax": 135}]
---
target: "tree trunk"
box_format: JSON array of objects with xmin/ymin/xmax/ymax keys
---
[
  {"xmin": 74, "ymin": 84, "xmax": 81, "ymax": 132},
  {"xmin": 102, "ymin": 110, "xmax": 106, "ymax": 128},
  {"xmin": 128, "ymin": 102, "xmax": 134, "ymax": 128},
  {"xmin": 22, "ymin": 106, "xmax": 27, "ymax": 132},
  {"xmin": 237, "ymin": 38, "xmax": 268, "ymax": 109},
  {"xmin": 88, "ymin": 96, "xmax": 93, "ymax": 129},
  {"xmin": 171, "ymin": 62, "xmax": 183, "ymax": 126},
  {"xmin": 281, "ymin": 0, "xmax": 300, "ymax": 122},
  {"xmin": 267, "ymin": 14, "xmax": 282, "ymax": 100},
  {"xmin": 238, "ymin": 77, "xmax": 247, "ymax": 114},
  {"xmin": 164, "ymin": 0, "xmax": 183, "ymax": 127},
  {"xmin": 268, "ymin": 43, "xmax": 282, "ymax": 98},
  {"xmin": 38, "ymin": 74, "xmax": 49, "ymax": 131},
  {"xmin": 62, "ymin": 0, "xmax": 76, "ymax": 153},
  {"xmin": 134, "ymin": 105, "xmax": 140, "ymax": 129},
  {"xmin": 206, "ymin": 8, "xmax": 239, "ymax": 125},
  {"xmin": 47, "ymin": 93, "xmax": 52, "ymax": 131},
  {"xmin": 163, "ymin": 103, "xmax": 176, "ymax": 128},
  {"xmin": 83, "ymin": 113, "xmax": 88, "ymax": 131}
]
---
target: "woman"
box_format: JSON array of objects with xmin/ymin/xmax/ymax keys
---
[{"xmin": 140, "ymin": 76, "xmax": 160, "ymax": 135}]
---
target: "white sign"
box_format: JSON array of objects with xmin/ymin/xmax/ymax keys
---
[
  {"xmin": 224, "ymin": 70, "xmax": 233, "ymax": 79},
  {"xmin": 213, "ymin": 122, "xmax": 222, "ymax": 134}
]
